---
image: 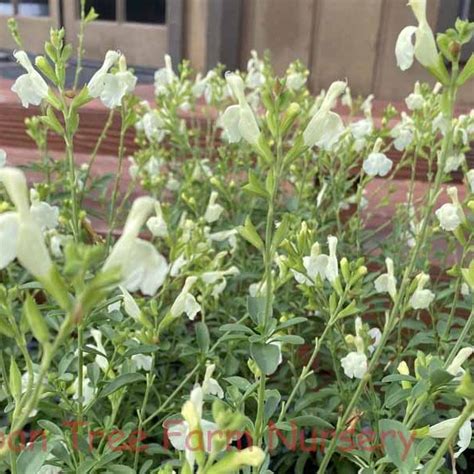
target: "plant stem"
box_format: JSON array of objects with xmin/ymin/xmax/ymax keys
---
[
  {"xmin": 316, "ymin": 71, "xmax": 458, "ymax": 474},
  {"xmin": 73, "ymin": 0, "xmax": 86, "ymax": 91}
]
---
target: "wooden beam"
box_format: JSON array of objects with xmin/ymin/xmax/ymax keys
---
[{"xmin": 167, "ymin": 0, "xmax": 184, "ymax": 69}]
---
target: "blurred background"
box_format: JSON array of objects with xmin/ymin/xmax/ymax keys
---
[{"xmin": 0, "ymin": 0, "xmax": 473, "ymax": 104}]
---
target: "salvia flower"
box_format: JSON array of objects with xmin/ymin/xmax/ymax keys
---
[
  {"xmin": 428, "ymin": 413, "xmax": 473, "ymax": 459},
  {"xmin": 435, "ymin": 187, "xmax": 463, "ymax": 232},
  {"xmin": 363, "ymin": 139, "xmax": 393, "ymax": 177},
  {"xmin": 204, "ymin": 191, "xmax": 224, "ymax": 223},
  {"xmin": 395, "ymin": 0, "xmax": 439, "ymax": 71},
  {"xmin": 0, "ymin": 168, "xmax": 54, "ymax": 279},
  {"xmin": 303, "ymin": 81, "xmax": 346, "ymax": 150},
  {"xmin": 447, "ymin": 347, "xmax": 474, "ymax": 378},
  {"xmin": 88, "ymin": 51, "xmax": 136, "ymax": 108},
  {"xmin": 29, "ymin": 189, "xmax": 59, "ymax": 231},
  {"xmin": 405, "ymin": 82, "xmax": 425, "ymax": 110},
  {"xmin": 146, "ymin": 201, "xmax": 168, "ymax": 238},
  {"xmin": 202, "ymin": 363, "xmax": 224, "ymax": 399},
  {"xmin": 170, "ymin": 276, "xmax": 201, "ymax": 320},
  {"xmin": 298, "ymin": 236, "xmax": 339, "ymax": 284},
  {"xmin": 221, "ymin": 73, "xmax": 261, "ymax": 145},
  {"xmin": 409, "ymin": 272, "xmax": 435, "ymax": 309},
  {"xmin": 154, "ymin": 54, "xmax": 177, "ymax": 96},
  {"xmin": 104, "ymin": 197, "xmax": 169, "ymax": 296},
  {"xmin": 374, "ymin": 257, "xmax": 397, "ymax": 300},
  {"xmin": 11, "ymin": 51, "xmax": 49, "ymax": 108}
]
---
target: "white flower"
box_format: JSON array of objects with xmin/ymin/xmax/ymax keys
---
[
  {"xmin": 139, "ymin": 111, "xmax": 166, "ymax": 143},
  {"xmin": 202, "ymin": 363, "xmax": 224, "ymax": 399},
  {"xmin": 405, "ymin": 83, "xmax": 424, "ymax": 110},
  {"xmin": 409, "ymin": 272, "xmax": 435, "ymax": 310},
  {"xmin": 169, "ymin": 385, "xmax": 219, "ymax": 468},
  {"xmin": 374, "ymin": 258, "xmax": 397, "ymax": 299},
  {"xmin": 428, "ymin": 415, "xmax": 473, "ymax": 459},
  {"xmin": 201, "ymin": 266, "xmax": 239, "ymax": 298},
  {"xmin": 72, "ymin": 366, "xmax": 96, "ymax": 405},
  {"xmin": 461, "ymin": 282, "xmax": 471, "ymax": 297},
  {"xmin": 170, "ymin": 277, "xmax": 201, "ymax": 320},
  {"xmin": 104, "ymin": 197, "xmax": 169, "ymax": 295},
  {"xmin": 435, "ymin": 203, "xmax": 462, "ymax": 231},
  {"xmin": 368, "ymin": 328, "xmax": 382, "ymax": 354},
  {"xmin": 49, "ymin": 233, "xmax": 63, "ymax": 258},
  {"xmin": 350, "ymin": 118, "xmax": 373, "ymax": 139},
  {"xmin": 447, "ymin": 347, "xmax": 473, "ymax": 378},
  {"xmin": 154, "ymin": 54, "xmax": 177, "ymax": 96},
  {"xmin": 89, "ymin": 329, "xmax": 109, "ymax": 372},
  {"xmin": 363, "ymin": 152, "xmax": 393, "ymax": 177},
  {"xmin": 146, "ymin": 201, "xmax": 168, "ymax": 238},
  {"xmin": 221, "ymin": 73, "xmax": 261, "ymax": 145},
  {"xmin": 432, "ymin": 113, "xmax": 449, "ymax": 135},
  {"xmin": 391, "ymin": 123, "xmax": 414, "ymax": 151},
  {"xmin": 29, "ymin": 191, "xmax": 59, "ymax": 231},
  {"xmin": 88, "ymin": 52, "xmax": 136, "ymax": 108},
  {"xmin": 395, "ymin": 0, "xmax": 438, "ymax": 71},
  {"xmin": 87, "ymin": 50, "xmax": 120, "ymax": 97},
  {"xmin": 300, "ymin": 237, "xmax": 338, "ymax": 284},
  {"xmin": 204, "ymin": 191, "xmax": 224, "ymax": 223},
  {"xmin": 208, "ymin": 229, "xmax": 238, "ymax": 252},
  {"xmin": 0, "ymin": 168, "xmax": 53, "ymax": 278},
  {"xmin": 0, "ymin": 149, "xmax": 6, "ymax": 167},
  {"xmin": 132, "ymin": 354, "xmax": 153, "ymax": 371},
  {"xmin": 246, "ymin": 50, "xmax": 265, "ymax": 89},
  {"xmin": 170, "ymin": 254, "xmax": 188, "ymax": 277},
  {"xmin": 303, "ymin": 81, "xmax": 346, "ymax": 149},
  {"xmin": 11, "ymin": 51, "xmax": 48, "ymax": 108},
  {"xmin": 444, "ymin": 153, "xmax": 465, "ymax": 173},
  {"xmin": 341, "ymin": 352, "xmax": 368, "ymax": 379},
  {"xmin": 287, "ymin": 72, "xmax": 306, "ymax": 91},
  {"xmin": 121, "ymin": 286, "xmax": 141, "ymax": 321},
  {"xmin": 128, "ymin": 157, "xmax": 139, "ymax": 180}
]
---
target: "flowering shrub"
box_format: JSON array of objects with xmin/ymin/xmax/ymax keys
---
[{"xmin": 0, "ymin": 1, "xmax": 473, "ymax": 473}]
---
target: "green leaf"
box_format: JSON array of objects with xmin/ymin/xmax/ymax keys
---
[
  {"xmin": 247, "ymin": 296, "xmax": 267, "ymax": 325},
  {"xmin": 196, "ymin": 321, "xmax": 210, "ymax": 353},
  {"xmin": 272, "ymin": 335, "xmax": 304, "ymax": 345},
  {"xmin": 17, "ymin": 439, "xmax": 55, "ymax": 474},
  {"xmin": 250, "ymin": 342, "xmax": 281, "ymax": 375},
  {"xmin": 457, "ymin": 54, "xmax": 474, "ymax": 86},
  {"xmin": 272, "ymin": 214, "xmax": 290, "ymax": 251},
  {"xmin": 242, "ymin": 171, "xmax": 269, "ymax": 199},
  {"xmin": 378, "ymin": 419, "xmax": 416, "ymax": 474},
  {"xmin": 237, "ymin": 217, "xmax": 264, "ymax": 251},
  {"xmin": 122, "ymin": 344, "xmax": 159, "ymax": 358},
  {"xmin": 290, "ymin": 415, "xmax": 334, "ymax": 429},
  {"xmin": 24, "ymin": 294, "xmax": 50, "ymax": 344},
  {"xmin": 99, "ymin": 373, "xmax": 145, "ymax": 399}
]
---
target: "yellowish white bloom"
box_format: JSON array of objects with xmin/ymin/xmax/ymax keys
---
[
  {"xmin": 132, "ymin": 354, "xmax": 153, "ymax": 371},
  {"xmin": 104, "ymin": 197, "xmax": 169, "ymax": 295},
  {"xmin": 170, "ymin": 276, "xmax": 201, "ymax": 320},
  {"xmin": 303, "ymin": 81, "xmax": 346, "ymax": 149},
  {"xmin": 405, "ymin": 82, "xmax": 425, "ymax": 110},
  {"xmin": 88, "ymin": 51, "xmax": 136, "ymax": 108},
  {"xmin": 296, "ymin": 237, "xmax": 338, "ymax": 285},
  {"xmin": 435, "ymin": 188, "xmax": 463, "ymax": 232},
  {"xmin": 341, "ymin": 351, "xmax": 367, "ymax": 380},
  {"xmin": 0, "ymin": 168, "xmax": 53, "ymax": 278},
  {"xmin": 11, "ymin": 51, "xmax": 49, "ymax": 108},
  {"xmin": 201, "ymin": 266, "xmax": 239, "ymax": 298},
  {"xmin": 221, "ymin": 73, "xmax": 261, "ymax": 145},
  {"xmin": 374, "ymin": 257, "xmax": 397, "ymax": 300},
  {"xmin": 202, "ymin": 363, "xmax": 224, "ymax": 399},
  {"xmin": 409, "ymin": 272, "xmax": 435, "ymax": 310},
  {"xmin": 444, "ymin": 153, "xmax": 465, "ymax": 173},
  {"xmin": 146, "ymin": 201, "xmax": 168, "ymax": 238},
  {"xmin": 395, "ymin": 0, "xmax": 439, "ymax": 71},
  {"xmin": 428, "ymin": 415, "xmax": 473, "ymax": 459},
  {"xmin": 89, "ymin": 329, "xmax": 109, "ymax": 372},
  {"xmin": 121, "ymin": 286, "xmax": 141, "ymax": 321},
  {"xmin": 447, "ymin": 347, "xmax": 473, "ymax": 378},
  {"xmin": 29, "ymin": 189, "xmax": 59, "ymax": 231},
  {"xmin": 154, "ymin": 54, "xmax": 177, "ymax": 96},
  {"xmin": 363, "ymin": 152, "xmax": 393, "ymax": 177},
  {"xmin": 350, "ymin": 118, "xmax": 373, "ymax": 140},
  {"xmin": 287, "ymin": 72, "xmax": 306, "ymax": 91},
  {"xmin": 204, "ymin": 191, "xmax": 224, "ymax": 223}
]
